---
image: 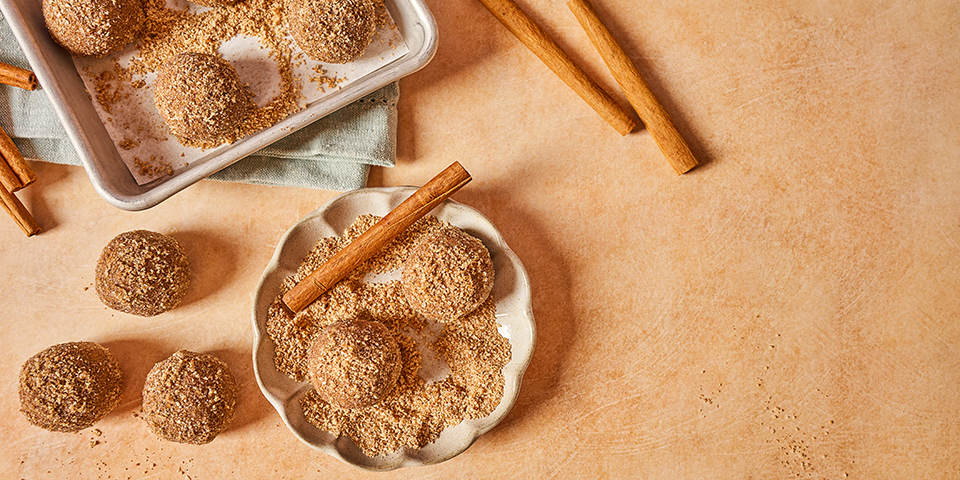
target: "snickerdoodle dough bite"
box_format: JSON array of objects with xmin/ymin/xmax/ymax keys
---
[
  {"xmin": 141, "ymin": 350, "xmax": 238, "ymax": 444},
  {"xmin": 153, "ymin": 52, "xmax": 253, "ymax": 142},
  {"xmin": 285, "ymin": 0, "xmax": 379, "ymax": 63},
  {"xmin": 42, "ymin": 0, "xmax": 144, "ymax": 57},
  {"xmin": 307, "ymin": 318, "xmax": 401, "ymax": 409},
  {"xmin": 402, "ymin": 228, "xmax": 495, "ymax": 323},
  {"xmin": 19, "ymin": 342, "xmax": 124, "ymax": 432},
  {"xmin": 95, "ymin": 230, "xmax": 190, "ymax": 317}
]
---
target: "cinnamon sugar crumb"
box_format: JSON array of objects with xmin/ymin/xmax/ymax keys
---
[
  {"xmin": 266, "ymin": 215, "xmax": 510, "ymax": 456},
  {"xmin": 134, "ymin": 156, "xmax": 173, "ymax": 178},
  {"xmin": 126, "ymin": 0, "xmax": 303, "ymax": 148},
  {"xmin": 92, "ymin": 70, "xmax": 127, "ymax": 115},
  {"xmin": 308, "ymin": 65, "xmax": 343, "ymax": 92}
]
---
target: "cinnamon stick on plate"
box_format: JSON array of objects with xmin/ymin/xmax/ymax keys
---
[
  {"xmin": 568, "ymin": 0, "xmax": 698, "ymax": 174},
  {"xmin": 0, "ymin": 61, "xmax": 38, "ymax": 91},
  {"xmin": 281, "ymin": 161, "xmax": 473, "ymax": 313},
  {"xmin": 475, "ymin": 0, "xmax": 637, "ymax": 136},
  {"xmin": 0, "ymin": 182, "xmax": 40, "ymax": 236}
]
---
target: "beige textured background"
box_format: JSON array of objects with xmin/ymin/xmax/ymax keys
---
[{"xmin": 2, "ymin": 0, "xmax": 958, "ymax": 478}]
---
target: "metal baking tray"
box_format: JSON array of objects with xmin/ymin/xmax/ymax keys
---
[{"xmin": 0, "ymin": 0, "xmax": 437, "ymax": 210}]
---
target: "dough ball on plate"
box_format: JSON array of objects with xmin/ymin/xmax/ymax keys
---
[
  {"xmin": 42, "ymin": 0, "xmax": 144, "ymax": 57},
  {"xmin": 285, "ymin": 0, "xmax": 379, "ymax": 63},
  {"xmin": 19, "ymin": 342, "xmax": 124, "ymax": 432},
  {"xmin": 307, "ymin": 318, "xmax": 401, "ymax": 409},
  {"xmin": 95, "ymin": 230, "xmax": 191, "ymax": 317},
  {"xmin": 141, "ymin": 350, "xmax": 238, "ymax": 444},
  {"xmin": 153, "ymin": 52, "xmax": 252, "ymax": 142},
  {"xmin": 402, "ymin": 228, "xmax": 495, "ymax": 323}
]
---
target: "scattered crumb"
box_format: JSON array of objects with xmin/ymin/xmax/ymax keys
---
[
  {"xmin": 122, "ymin": 0, "xmax": 305, "ymax": 148},
  {"xmin": 134, "ymin": 156, "xmax": 174, "ymax": 178},
  {"xmin": 308, "ymin": 65, "xmax": 343, "ymax": 92},
  {"xmin": 118, "ymin": 138, "xmax": 139, "ymax": 150}
]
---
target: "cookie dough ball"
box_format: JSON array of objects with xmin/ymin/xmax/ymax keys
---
[
  {"xmin": 153, "ymin": 52, "xmax": 252, "ymax": 142},
  {"xmin": 285, "ymin": 0, "xmax": 379, "ymax": 63},
  {"xmin": 402, "ymin": 228, "xmax": 495, "ymax": 323},
  {"xmin": 19, "ymin": 342, "xmax": 123, "ymax": 432},
  {"xmin": 95, "ymin": 230, "xmax": 190, "ymax": 317},
  {"xmin": 42, "ymin": 0, "xmax": 144, "ymax": 57},
  {"xmin": 142, "ymin": 350, "xmax": 238, "ymax": 445},
  {"xmin": 307, "ymin": 318, "xmax": 401, "ymax": 409}
]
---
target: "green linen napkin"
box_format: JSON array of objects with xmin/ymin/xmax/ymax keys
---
[{"xmin": 0, "ymin": 14, "xmax": 397, "ymax": 191}]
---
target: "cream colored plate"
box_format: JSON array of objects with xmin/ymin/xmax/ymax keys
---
[{"xmin": 252, "ymin": 187, "xmax": 536, "ymax": 471}]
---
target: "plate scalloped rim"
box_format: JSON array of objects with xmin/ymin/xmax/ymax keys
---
[{"xmin": 252, "ymin": 186, "xmax": 536, "ymax": 471}]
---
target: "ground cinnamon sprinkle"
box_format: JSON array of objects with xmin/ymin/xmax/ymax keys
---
[
  {"xmin": 91, "ymin": 70, "xmax": 125, "ymax": 114},
  {"xmin": 118, "ymin": 138, "xmax": 139, "ymax": 150},
  {"xmin": 122, "ymin": 0, "xmax": 303, "ymax": 148},
  {"xmin": 308, "ymin": 66, "xmax": 343, "ymax": 92},
  {"xmin": 79, "ymin": 0, "xmax": 306, "ymax": 149},
  {"xmin": 266, "ymin": 215, "xmax": 511, "ymax": 456},
  {"xmin": 134, "ymin": 156, "xmax": 173, "ymax": 178}
]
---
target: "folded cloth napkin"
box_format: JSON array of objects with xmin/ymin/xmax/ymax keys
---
[{"xmin": 0, "ymin": 14, "xmax": 397, "ymax": 191}]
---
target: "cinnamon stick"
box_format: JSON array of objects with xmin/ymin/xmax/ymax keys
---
[
  {"xmin": 0, "ymin": 124, "xmax": 35, "ymax": 187},
  {"xmin": 568, "ymin": 0, "xmax": 698, "ymax": 174},
  {"xmin": 475, "ymin": 0, "xmax": 637, "ymax": 136},
  {"xmin": 0, "ymin": 151, "xmax": 23, "ymax": 193},
  {"xmin": 281, "ymin": 161, "xmax": 473, "ymax": 313},
  {"xmin": 0, "ymin": 182, "xmax": 40, "ymax": 236},
  {"xmin": 0, "ymin": 61, "xmax": 38, "ymax": 90}
]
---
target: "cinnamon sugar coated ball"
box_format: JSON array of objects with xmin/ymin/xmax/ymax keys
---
[
  {"xmin": 285, "ymin": 0, "xmax": 379, "ymax": 63},
  {"xmin": 95, "ymin": 230, "xmax": 190, "ymax": 317},
  {"xmin": 19, "ymin": 342, "xmax": 123, "ymax": 432},
  {"xmin": 402, "ymin": 228, "xmax": 495, "ymax": 323},
  {"xmin": 42, "ymin": 0, "xmax": 144, "ymax": 57},
  {"xmin": 153, "ymin": 53, "xmax": 252, "ymax": 142},
  {"xmin": 141, "ymin": 350, "xmax": 238, "ymax": 445},
  {"xmin": 307, "ymin": 318, "xmax": 401, "ymax": 409}
]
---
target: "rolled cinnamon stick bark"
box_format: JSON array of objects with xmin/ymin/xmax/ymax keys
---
[
  {"xmin": 281, "ymin": 162, "xmax": 473, "ymax": 313},
  {"xmin": 476, "ymin": 0, "xmax": 636, "ymax": 136},
  {"xmin": 0, "ymin": 125, "xmax": 35, "ymax": 187},
  {"xmin": 0, "ymin": 153, "xmax": 23, "ymax": 192},
  {"xmin": 0, "ymin": 61, "xmax": 38, "ymax": 91},
  {"xmin": 0, "ymin": 182, "xmax": 40, "ymax": 236},
  {"xmin": 568, "ymin": 0, "xmax": 698, "ymax": 174}
]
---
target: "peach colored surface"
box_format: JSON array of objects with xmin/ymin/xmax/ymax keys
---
[{"xmin": 3, "ymin": 0, "xmax": 958, "ymax": 477}]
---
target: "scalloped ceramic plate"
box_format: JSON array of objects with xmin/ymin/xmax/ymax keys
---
[{"xmin": 252, "ymin": 187, "xmax": 536, "ymax": 471}]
